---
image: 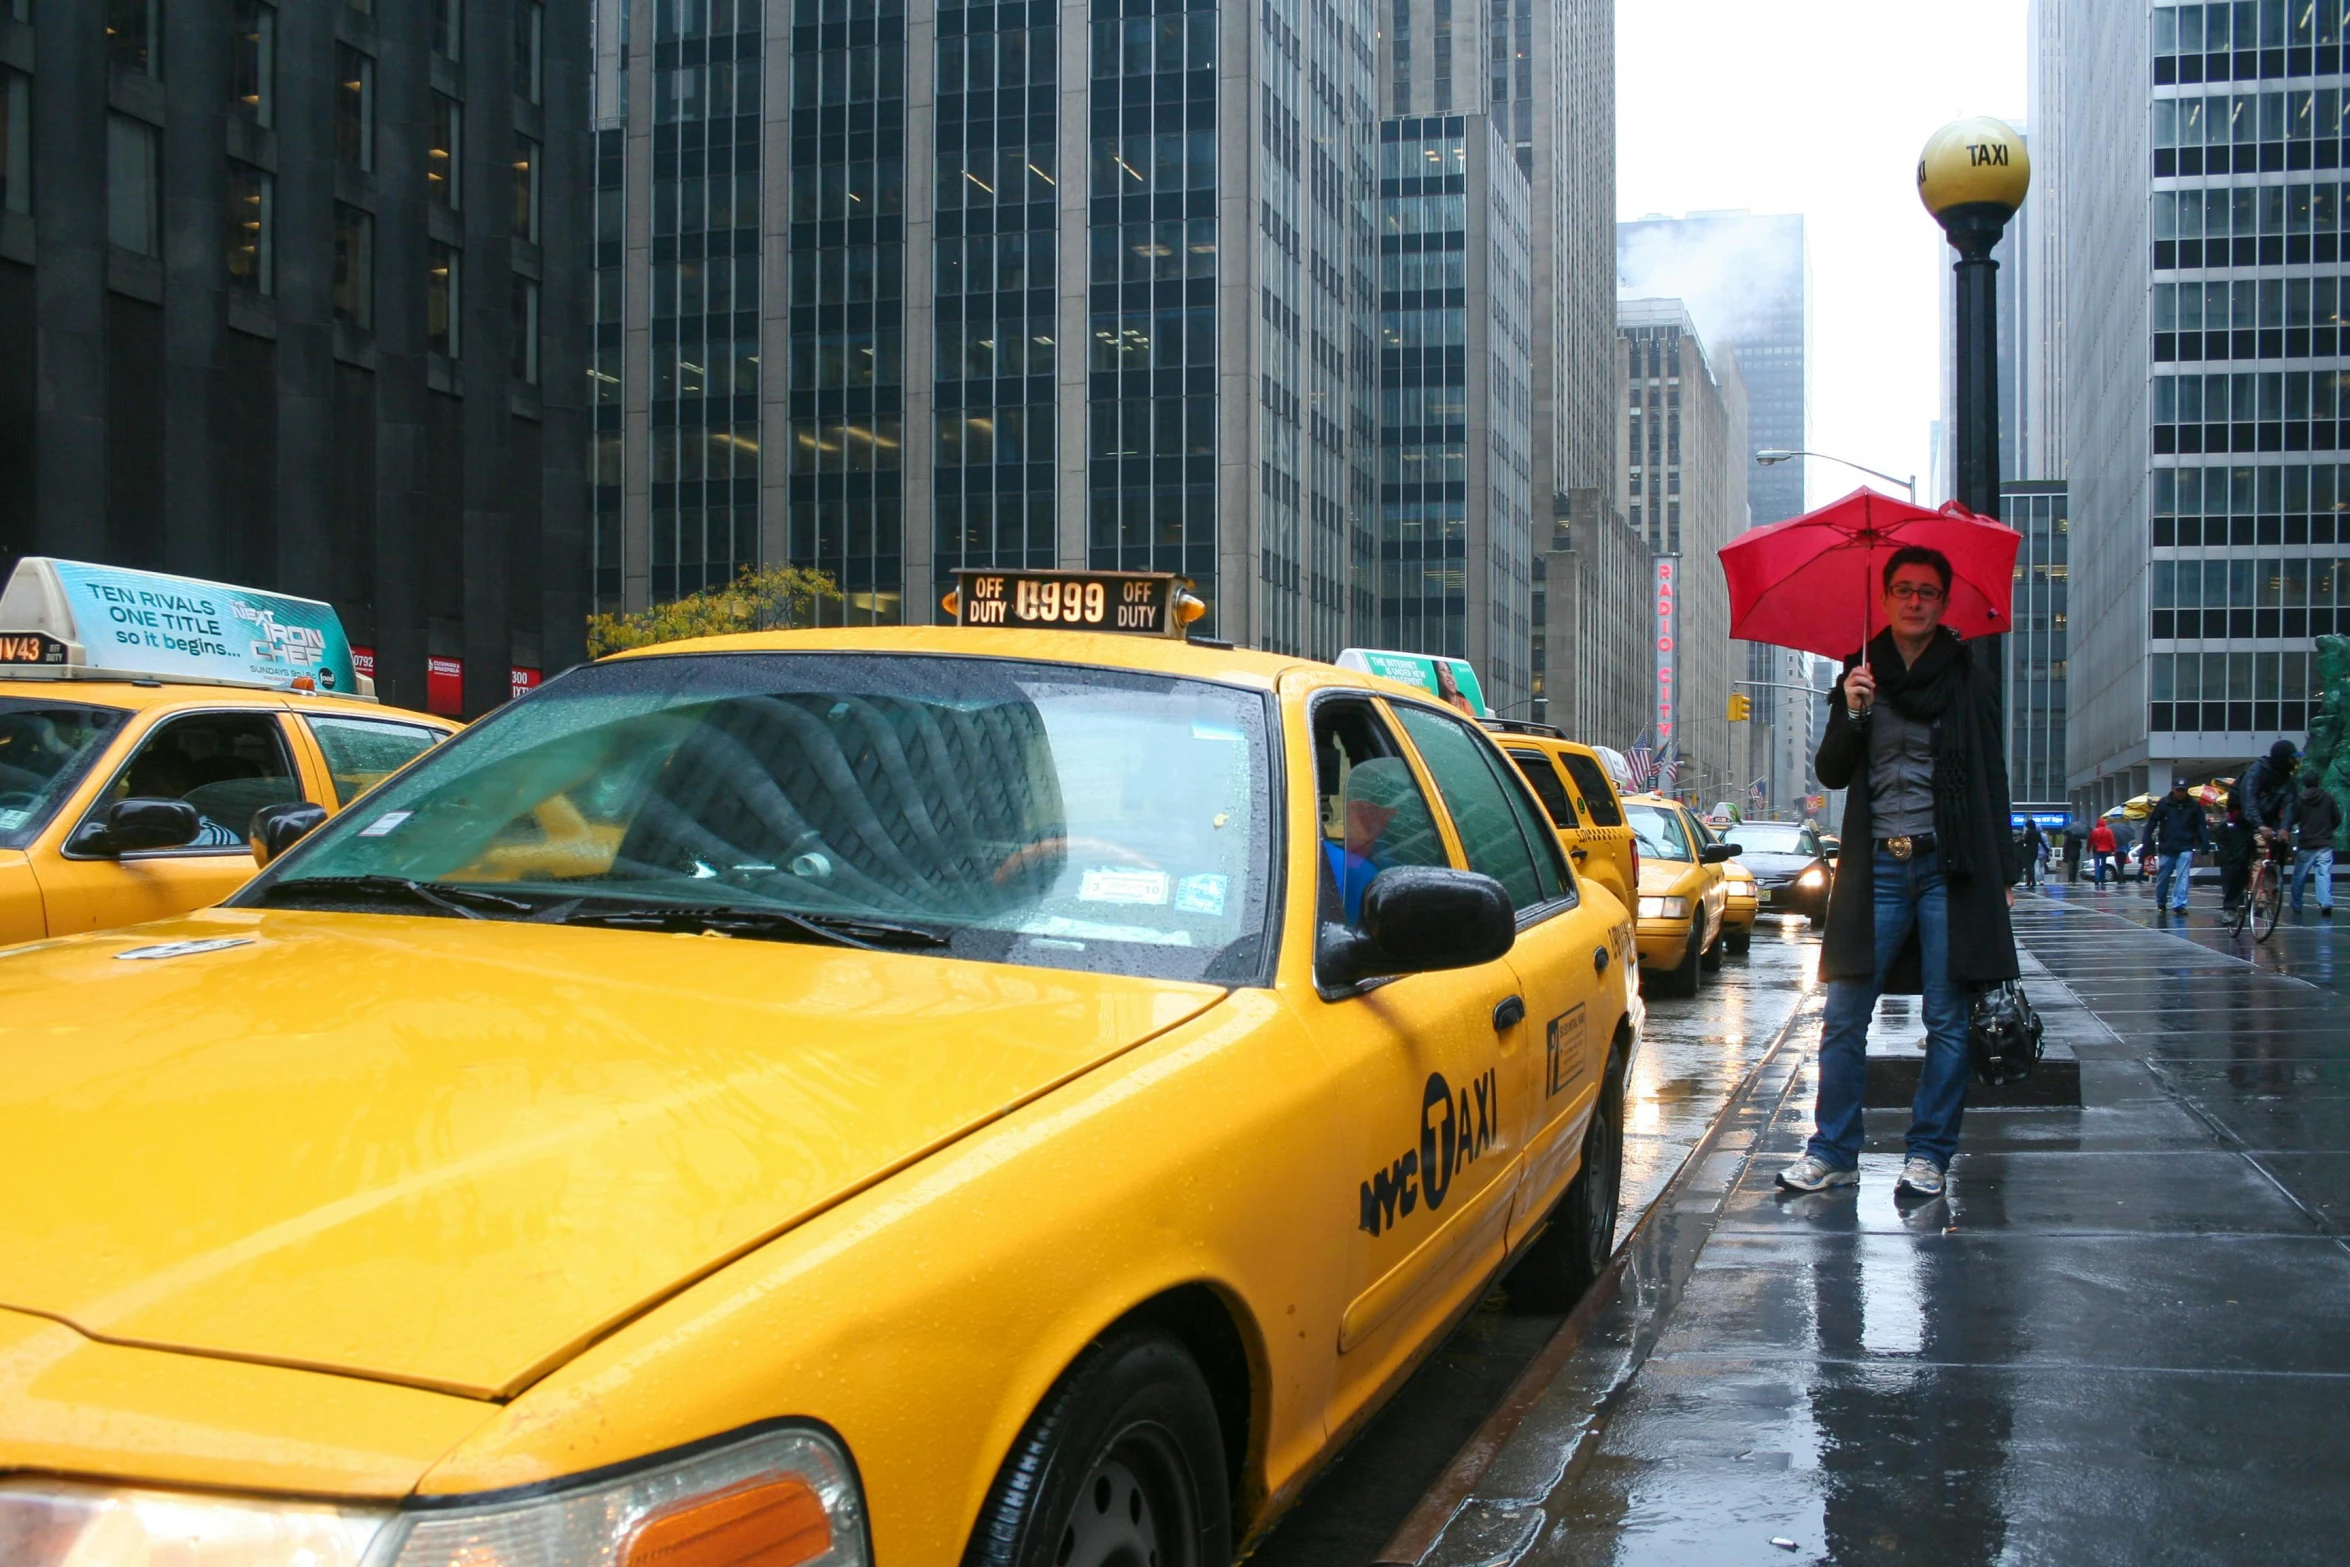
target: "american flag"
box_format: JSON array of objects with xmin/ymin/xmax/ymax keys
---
[
  {"xmin": 1749, "ymin": 776, "xmax": 1770, "ymax": 805},
  {"xmin": 1654, "ymin": 752, "xmax": 1680, "ymax": 791},
  {"xmin": 1625, "ymin": 745, "xmax": 1659, "ymax": 790}
]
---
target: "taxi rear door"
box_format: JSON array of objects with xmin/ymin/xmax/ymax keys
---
[
  {"xmin": 33, "ymin": 704, "xmax": 317, "ymax": 936},
  {"xmin": 1297, "ymin": 693, "xmax": 1526, "ymax": 1427},
  {"xmin": 1389, "ymin": 705, "xmax": 1619, "ymax": 1248}
]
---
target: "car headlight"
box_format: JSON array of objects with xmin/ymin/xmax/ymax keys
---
[
  {"xmin": 1637, "ymin": 896, "xmax": 1689, "ymax": 918},
  {"xmin": 1797, "ymin": 866, "xmax": 1826, "ymax": 887},
  {"xmin": 0, "ymin": 1427, "xmax": 867, "ymax": 1567}
]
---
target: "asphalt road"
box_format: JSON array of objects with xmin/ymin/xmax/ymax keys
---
[{"xmin": 1243, "ymin": 917, "xmax": 1823, "ymax": 1566}]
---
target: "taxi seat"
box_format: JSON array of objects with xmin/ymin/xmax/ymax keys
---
[{"xmin": 619, "ymin": 690, "xmax": 1068, "ymax": 916}]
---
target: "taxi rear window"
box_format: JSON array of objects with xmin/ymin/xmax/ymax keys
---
[
  {"xmin": 0, "ymin": 698, "xmax": 126, "ymax": 849},
  {"xmin": 248, "ymin": 654, "xmax": 1279, "ymax": 985}
]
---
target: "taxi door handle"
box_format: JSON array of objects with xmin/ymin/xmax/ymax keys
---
[
  {"xmin": 1593, "ymin": 946, "xmax": 1610, "ymax": 976},
  {"xmin": 1492, "ymin": 995, "xmax": 1526, "ymax": 1032},
  {"xmin": 1570, "ymin": 847, "xmax": 1588, "ymax": 860}
]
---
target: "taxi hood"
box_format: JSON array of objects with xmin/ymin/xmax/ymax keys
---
[
  {"xmin": 0, "ymin": 911, "xmax": 1226, "ymax": 1400},
  {"xmin": 1637, "ymin": 858, "xmax": 1698, "ymax": 895}
]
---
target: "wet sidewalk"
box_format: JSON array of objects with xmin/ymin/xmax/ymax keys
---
[{"xmin": 1392, "ymin": 887, "xmax": 2350, "ymax": 1566}]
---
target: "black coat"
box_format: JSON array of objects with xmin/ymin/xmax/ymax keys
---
[
  {"xmin": 1815, "ymin": 635, "xmax": 2021, "ymax": 992},
  {"xmin": 2147, "ymin": 794, "xmax": 2211, "ymax": 854}
]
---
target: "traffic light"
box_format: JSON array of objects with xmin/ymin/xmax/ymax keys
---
[{"xmin": 1727, "ymin": 692, "xmax": 1752, "ymax": 722}]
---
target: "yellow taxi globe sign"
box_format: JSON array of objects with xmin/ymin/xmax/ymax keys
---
[{"xmin": 1916, "ymin": 117, "xmax": 2031, "ymax": 220}]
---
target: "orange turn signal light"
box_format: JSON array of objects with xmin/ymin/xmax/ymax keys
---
[
  {"xmin": 1175, "ymin": 592, "xmax": 1207, "ymax": 625},
  {"xmin": 940, "ymin": 589, "xmax": 962, "ymax": 618},
  {"xmin": 621, "ymin": 1476, "xmax": 832, "ymax": 1567}
]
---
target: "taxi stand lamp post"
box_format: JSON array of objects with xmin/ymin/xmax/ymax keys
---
[{"xmin": 1919, "ymin": 116, "xmax": 2031, "ymax": 713}]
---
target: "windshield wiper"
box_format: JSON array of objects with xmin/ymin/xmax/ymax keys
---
[
  {"xmin": 251, "ymin": 875, "xmax": 537, "ymax": 920},
  {"xmin": 548, "ymin": 901, "xmax": 952, "ymax": 951}
]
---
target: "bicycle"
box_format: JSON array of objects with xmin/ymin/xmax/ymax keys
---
[{"xmin": 2232, "ymin": 830, "xmax": 2288, "ymax": 941}]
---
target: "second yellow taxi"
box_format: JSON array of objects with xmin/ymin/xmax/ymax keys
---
[{"xmin": 1623, "ymin": 791, "xmax": 1733, "ymax": 996}]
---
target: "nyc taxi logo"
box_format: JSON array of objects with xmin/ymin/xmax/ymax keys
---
[{"xmin": 1358, "ymin": 1069, "xmax": 1500, "ymax": 1238}]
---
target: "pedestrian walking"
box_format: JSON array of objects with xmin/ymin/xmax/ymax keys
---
[
  {"xmin": 2216, "ymin": 800, "xmax": 2258, "ymax": 917},
  {"xmin": 2019, "ymin": 817, "xmax": 2046, "ymax": 888},
  {"xmin": 2089, "ymin": 816, "xmax": 2118, "ymax": 886},
  {"xmin": 2147, "ymin": 776, "xmax": 2210, "ymax": 916},
  {"xmin": 2062, "ymin": 819, "xmax": 2085, "ymax": 881},
  {"xmin": 1778, "ymin": 546, "xmax": 2020, "ymax": 1202},
  {"xmin": 2292, "ymin": 772, "xmax": 2339, "ymax": 917}
]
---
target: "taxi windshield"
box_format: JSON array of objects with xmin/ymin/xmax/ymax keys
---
[
  {"xmin": 244, "ymin": 652, "xmax": 1278, "ymax": 984},
  {"xmin": 1626, "ymin": 803, "xmax": 1692, "ymax": 863},
  {"xmin": 0, "ymin": 698, "xmax": 127, "ymax": 849}
]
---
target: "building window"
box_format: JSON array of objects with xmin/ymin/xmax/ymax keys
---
[
  {"xmin": 515, "ymin": 1, "xmax": 544, "ymax": 104},
  {"xmin": 225, "ymin": 163, "xmax": 272, "ymax": 293},
  {"xmin": 1, "ymin": 69, "xmax": 27, "ymax": 217},
  {"xmin": 106, "ymin": 0, "xmax": 160, "ymax": 77},
  {"xmin": 106, "ymin": 114, "xmax": 159, "ymax": 256},
  {"xmin": 335, "ymin": 46, "xmax": 373, "ymax": 169},
  {"xmin": 430, "ymin": 0, "xmax": 461, "ymax": 62},
  {"xmin": 230, "ymin": 1, "xmax": 275, "ymax": 127},
  {"xmin": 428, "ymin": 94, "xmax": 461, "ymax": 210},
  {"xmin": 512, "ymin": 135, "xmax": 539, "ymax": 243},
  {"xmin": 511, "ymin": 275, "xmax": 539, "ymax": 384},
  {"xmin": 427, "ymin": 242, "xmax": 460, "ymax": 358},
  {"xmin": 333, "ymin": 203, "xmax": 373, "ymax": 327}
]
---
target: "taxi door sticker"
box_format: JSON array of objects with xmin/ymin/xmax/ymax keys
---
[{"xmin": 1544, "ymin": 1004, "xmax": 1589, "ymax": 1100}]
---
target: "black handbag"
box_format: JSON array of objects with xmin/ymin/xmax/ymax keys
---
[{"xmin": 1968, "ymin": 980, "xmax": 2044, "ymax": 1086}]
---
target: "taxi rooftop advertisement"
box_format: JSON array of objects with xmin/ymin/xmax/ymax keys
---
[{"xmin": 0, "ymin": 558, "xmax": 361, "ymax": 694}]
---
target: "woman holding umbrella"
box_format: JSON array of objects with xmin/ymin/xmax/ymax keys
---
[{"xmin": 1774, "ymin": 545, "xmax": 2021, "ymax": 1200}]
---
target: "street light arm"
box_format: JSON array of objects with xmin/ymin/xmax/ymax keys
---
[{"xmin": 1753, "ymin": 449, "xmax": 1918, "ymax": 502}]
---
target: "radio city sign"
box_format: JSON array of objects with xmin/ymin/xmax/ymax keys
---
[{"xmin": 1653, "ymin": 556, "xmax": 1678, "ymax": 748}]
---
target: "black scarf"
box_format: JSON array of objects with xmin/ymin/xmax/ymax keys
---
[{"xmin": 1865, "ymin": 626, "xmax": 1978, "ymax": 881}]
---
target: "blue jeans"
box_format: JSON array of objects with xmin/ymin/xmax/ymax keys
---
[
  {"xmin": 2155, "ymin": 851, "xmax": 2194, "ymax": 911},
  {"xmin": 1807, "ymin": 849, "xmax": 1971, "ymax": 1172},
  {"xmin": 2292, "ymin": 847, "xmax": 2335, "ymax": 911}
]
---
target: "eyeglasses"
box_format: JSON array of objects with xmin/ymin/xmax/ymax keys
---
[{"xmin": 1888, "ymin": 583, "xmax": 1946, "ymax": 603}]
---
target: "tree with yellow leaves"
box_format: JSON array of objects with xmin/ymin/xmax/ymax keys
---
[{"xmin": 584, "ymin": 564, "xmax": 842, "ymax": 657}]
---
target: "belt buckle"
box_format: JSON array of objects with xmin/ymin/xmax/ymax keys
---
[{"xmin": 1887, "ymin": 835, "xmax": 1914, "ymax": 861}]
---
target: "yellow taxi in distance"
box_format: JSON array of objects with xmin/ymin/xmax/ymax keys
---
[
  {"xmin": 1717, "ymin": 855, "xmax": 1760, "ymax": 956},
  {"xmin": 0, "ymin": 558, "xmax": 455, "ymax": 943},
  {"xmin": 0, "ymin": 570, "xmax": 1641, "ymax": 1567},
  {"xmin": 1484, "ymin": 721, "xmax": 1639, "ymax": 915},
  {"xmin": 1623, "ymin": 792, "xmax": 1733, "ymax": 997}
]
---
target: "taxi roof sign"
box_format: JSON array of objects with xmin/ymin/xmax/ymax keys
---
[
  {"xmin": 0, "ymin": 557, "xmax": 376, "ymax": 698},
  {"xmin": 945, "ymin": 568, "xmax": 1205, "ymax": 638}
]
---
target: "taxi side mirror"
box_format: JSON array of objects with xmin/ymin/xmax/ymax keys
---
[
  {"xmin": 1319, "ymin": 866, "xmax": 1515, "ymax": 990},
  {"xmin": 1821, "ymin": 843, "xmax": 1841, "ymax": 861},
  {"xmin": 250, "ymin": 801, "xmax": 329, "ymax": 868},
  {"xmin": 71, "ymin": 798, "xmax": 203, "ymax": 857},
  {"xmin": 1699, "ymin": 843, "xmax": 1736, "ymax": 865}
]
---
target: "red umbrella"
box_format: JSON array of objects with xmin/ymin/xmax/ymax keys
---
[{"xmin": 1718, "ymin": 486, "xmax": 2021, "ymax": 661}]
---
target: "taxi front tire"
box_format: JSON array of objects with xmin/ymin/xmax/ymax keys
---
[{"xmin": 963, "ymin": 1328, "xmax": 1231, "ymax": 1567}]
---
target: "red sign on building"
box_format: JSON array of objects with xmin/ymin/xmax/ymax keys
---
[
  {"xmin": 351, "ymin": 645, "xmax": 376, "ymax": 681},
  {"xmin": 426, "ymin": 657, "xmax": 464, "ymax": 716},
  {"xmin": 510, "ymin": 666, "xmax": 541, "ymax": 702}
]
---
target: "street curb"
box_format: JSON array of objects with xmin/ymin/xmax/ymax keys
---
[{"xmin": 1371, "ymin": 990, "xmax": 1821, "ymax": 1567}]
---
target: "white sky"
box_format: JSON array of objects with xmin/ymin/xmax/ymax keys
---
[{"xmin": 1616, "ymin": 0, "xmax": 2032, "ymax": 510}]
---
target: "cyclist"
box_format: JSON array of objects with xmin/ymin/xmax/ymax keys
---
[{"xmin": 2238, "ymin": 738, "xmax": 2301, "ymax": 878}]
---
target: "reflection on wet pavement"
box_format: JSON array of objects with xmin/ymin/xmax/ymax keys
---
[
  {"xmin": 1393, "ymin": 889, "xmax": 2350, "ymax": 1566},
  {"xmin": 1243, "ymin": 920, "xmax": 1824, "ymax": 1567}
]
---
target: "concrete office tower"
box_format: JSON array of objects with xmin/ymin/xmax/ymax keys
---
[
  {"xmin": 1617, "ymin": 209, "xmax": 1809, "ymax": 814},
  {"xmin": 2055, "ymin": 0, "xmax": 2350, "ymax": 813},
  {"xmin": 0, "ymin": 0, "xmax": 589, "ymax": 716},
  {"xmin": 1375, "ymin": 114, "xmax": 1534, "ymax": 712},
  {"xmin": 1616, "ymin": 298, "xmax": 1744, "ymax": 805},
  {"xmin": 2025, "ymin": 0, "xmax": 2068, "ymax": 477},
  {"xmin": 1531, "ymin": 485, "xmax": 1649, "ymax": 749},
  {"xmin": 2004, "ymin": 479, "xmax": 2071, "ymax": 813},
  {"xmin": 591, "ymin": 0, "xmax": 1381, "ymax": 655}
]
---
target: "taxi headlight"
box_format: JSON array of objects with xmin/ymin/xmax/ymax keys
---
[
  {"xmin": 0, "ymin": 1428, "xmax": 867, "ymax": 1567},
  {"xmin": 1798, "ymin": 866, "xmax": 1827, "ymax": 888},
  {"xmin": 1637, "ymin": 896, "xmax": 1689, "ymax": 919},
  {"xmin": 1725, "ymin": 875, "xmax": 1755, "ymax": 893}
]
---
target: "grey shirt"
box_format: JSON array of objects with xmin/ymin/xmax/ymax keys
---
[{"xmin": 1864, "ymin": 703, "xmax": 1938, "ymax": 837}]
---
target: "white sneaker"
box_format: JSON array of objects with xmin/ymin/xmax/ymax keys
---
[
  {"xmin": 1776, "ymin": 1155, "xmax": 1860, "ymax": 1193},
  {"xmin": 1895, "ymin": 1157, "xmax": 1945, "ymax": 1198}
]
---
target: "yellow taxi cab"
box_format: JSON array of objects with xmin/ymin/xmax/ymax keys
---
[
  {"xmin": 0, "ymin": 557, "xmax": 456, "ymax": 943},
  {"xmin": 1622, "ymin": 792, "xmax": 1733, "ymax": 996},
  {"xmin": 0, "ymin": 568, "xmax": 1641, "ymax": 1567},
  {"xmin": 1711, "ymin": 839, "xmax": 1759, "ymax": 956},
  {"xmin": 1482, "ymin": 720, "xmax": 1639, "ymax": 915}
]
